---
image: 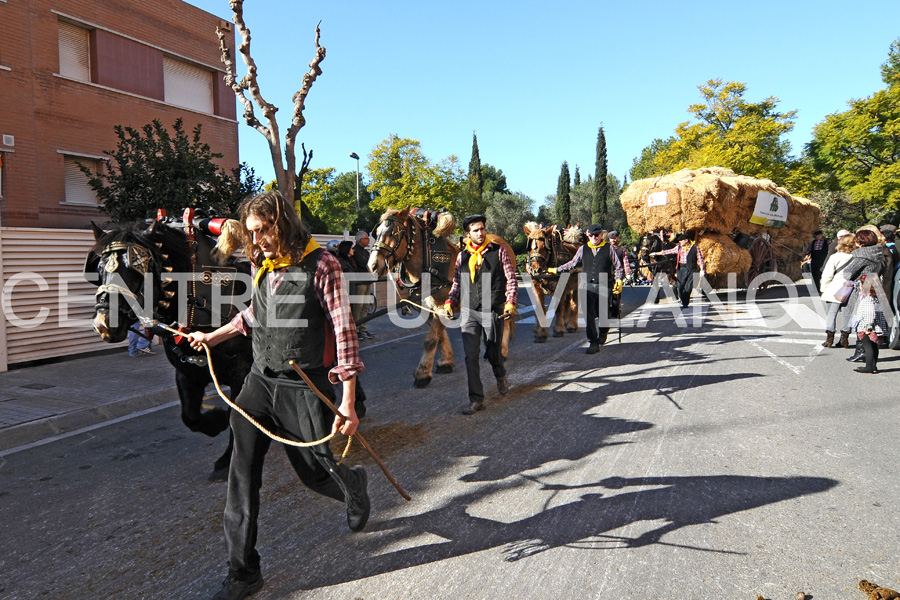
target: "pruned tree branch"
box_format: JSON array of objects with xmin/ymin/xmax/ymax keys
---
[{"xmin": 216, "ymin": 1, "xmax": 325, "ymax": 209}]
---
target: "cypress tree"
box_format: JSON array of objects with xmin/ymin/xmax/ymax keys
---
[
  {"xmin": 556, "ymin": 161, "xmax": 571, "ymax": 226},
  {"xmin": 593, "ymin": 126, "xmax": 608, "ymax": 225},
  {"xmin": 467, "ymin": 132, "xmax": 483, "ymax": 214},
  {"xmin": 574, "ymin": 165, "xmax": 581, "ymax": 188}
]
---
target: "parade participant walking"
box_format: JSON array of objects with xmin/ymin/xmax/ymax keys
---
[
  {"xmin": 442, "ymin": 214, "xmax": 517, "ymax": 415},
  {"xmin": 651, "ymin": 233, "xmax": 705, "ymax": 309},
  {"xmin": 548, "ymin": 224, "xmax": 624, "ymax": 354},
  {"xmin": 187, "ymin": 191, "xmax": 370, "ymax": 600},
  {"xmin": 352, "ymin": 231, "xmax": 375, "ymax": 339},
  {"xmin": 818, "ymin": 232, "xmax": 856, "ymax": 348},
  {"xmin": 805, "ymin": 230, "xmax": 829, "ymax": 291}
]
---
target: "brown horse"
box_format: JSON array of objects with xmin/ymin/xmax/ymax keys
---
[
  {"xmin": 523, "ymin": 222, "xmax": 580, "ymax": 343},
  {"xmin": 368, "ymin": 207, "xmax": 458, "ymax": 388}
]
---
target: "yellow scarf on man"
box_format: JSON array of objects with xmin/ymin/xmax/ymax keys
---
[
  {"xmin": 253, "ymin": 237, "xmax": 322, "ymax": 288},
  {"xmin": 587, "ymin": 239, "xmax": 607, "ymax": 251},
  {"xmin": 465, "ymin": 238, "xmax": 489, "ymax": 283}
]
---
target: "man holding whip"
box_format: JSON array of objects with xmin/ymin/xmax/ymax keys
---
[{"xmin": 187, "ymin": 191, "xmax": 370, "ymax": 600}]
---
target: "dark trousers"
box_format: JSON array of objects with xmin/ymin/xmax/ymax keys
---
[
  {"xmin": 461, "ymin": 310, "xmax": 506, "ymax": 403},
  {"xmin": 585, "ymin": 282, "xmax": 610, "ymax": 344},
  {"xmin": 676, "ymin": 267, "xmax": 696, "ymax": 308},
  {"xmin": 224, "ymin": 367, "xmax": 365, "ymax": 580},
  {"xmin": 861, "ymin": 334, "xmax": 879, "ymax": 371}
]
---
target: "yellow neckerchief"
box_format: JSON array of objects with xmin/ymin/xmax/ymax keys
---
[
  {"xmin": 587, "ymin": 239, "xmax": 607, "ymax": 251},
  {"xmin": 465, "ymin": 238, "xmax": 489, "ymax": 282},
  {"xmin": 253, "ymin": 237, "xmax": 322, "ymax": 288}
]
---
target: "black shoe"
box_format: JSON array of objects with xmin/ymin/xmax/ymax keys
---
[
  {"xmin": 496, "ymin": 377, "xmax": 509, "ymax": 395},
  {"xmin": 459, "ymin": 402, "xmax": 484, "ymax": 415},
  {"xmin": 586, "ymin": 343, "xmax": 600, "ymax": 354},
  {"xmin": 853, "ymin": 367, "xmax": 878, "ymax": 374},
  {"xmin": 346, "ymin": 466, "xmax": 370, "ymax": 532},
  {"xmin": 211, "ymin": 573, "xmax": 263, "ymax": 600}
]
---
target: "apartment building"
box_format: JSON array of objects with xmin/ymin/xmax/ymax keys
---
[{"xmin": 0, "ymin": 0, "xmax": 238, "ymax": 228}]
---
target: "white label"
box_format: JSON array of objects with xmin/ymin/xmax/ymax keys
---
[{"xmin": 647, "ymin": 190, "xmax": 668, "ymax": 207}]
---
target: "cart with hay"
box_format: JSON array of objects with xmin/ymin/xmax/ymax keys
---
[{"xmin": 620, "ymin": 167, "xmax": 820, "ymax": 290}]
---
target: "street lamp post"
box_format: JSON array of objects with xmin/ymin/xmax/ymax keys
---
[{"xmin": 349, "ymin": 152, "xmax": 360, "ymax": 211}]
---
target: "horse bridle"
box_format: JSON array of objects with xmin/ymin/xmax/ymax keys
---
[
  {"xmin": 372, "ymin": 215, "xmax": 414, "ymax": 264},
  {"xmin": 93, "ymin": 241, "xmax": 157, "ymax": 316}
]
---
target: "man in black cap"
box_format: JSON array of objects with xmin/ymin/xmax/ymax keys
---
[
  {"xmin": 805, "ymin": 230, "xmax": 829, "ymax": 292},
  {"xmin": 442, "ymin": 214, "xmax": 518, "ymax": 415},
  {"xmin": 548, "ymin": 224, "xmax": 624, "ymax": 354},
  {"xmin": 652, "ymin": 233, "xmax": 705, "ymax": 308}
]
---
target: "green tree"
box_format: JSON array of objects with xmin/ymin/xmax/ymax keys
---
[
  {"xmin": 653, "ymin": 79, "xmax": 798, "ymax": 183},
  {"xmin": 808, "ymin": 39, "xmax": 900, "ymax": 210},
  {"xmin": 574, "ymin": 165, "xmax": 581, "ymax": 188},
  {"xmin": 556, "ymin": 161, "xmax": 571, "ymax": 226},
  {"xmin": 333, "ymin": 171, "xmax": 377, "ymax": 234},
  {"xmin": 570, "ymin": 180, "xmax": 593, "ymax": 227},
  {"xmin": 629, "ymin": 137, "xmax": 674, "ymax": 181},
  {"xmin": 594, "ymin": 126, "xmax": 608, "ymax": 224},
  {"xmin": 366, "ymin": 135, "xmax": 464, "ymax": 214},
  {"xmin": 467, "ymin": 132, "xmax": 484, "ymax": 214},
  {"xmin": 484, "ymin": 190, "xmax": 535, "ymax": 246},
  {"xmin": 481, "ymin": 164, "xmax": 509, "ymax": 196},
  {"xmin": 80, "ymin": 119, "xmax": 247, "ymax": 222}
]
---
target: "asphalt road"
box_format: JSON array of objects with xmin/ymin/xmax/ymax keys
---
[{"xmin": 1, "ymin": 282, "xmax": 898, "ymax": 600}]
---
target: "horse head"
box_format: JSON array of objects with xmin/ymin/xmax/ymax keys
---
[
  {"xmin": 368, "ymin": 206, "xmax": 415, "ymax": 277},
  {"xmin": 523, "ymin": 222, "xmax": 551, "ymax": 275},
  {"xmin": 84, "ymin": 222, "xmax": 191, "ymax": 343}
]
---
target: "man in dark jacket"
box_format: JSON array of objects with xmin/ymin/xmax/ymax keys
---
[
  {"xmin": 652, "ymin": 233, "xmax": 705, "ymax": 308},
  {"xmin": 352, "ymin": 231, "xmax": 374, "ymax": 339},
  {"xmin": 549, "ymin": 224, "xmax": 624, "ymax": 354},
  {"xmin": 442, "ymin": 214, "xmax": 518, "ymax": 415},
  {"xmin": 805, "ymin": 230, "xmax": 829, "ymax": 291}
]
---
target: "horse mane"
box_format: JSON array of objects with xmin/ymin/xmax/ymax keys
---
[
  {"xmin": 523, "ymin": 221, "xmax": 544, "ymax": 239},
  {"xmin": 563, "ymin": 225, "xmax": 583, "ymax": 244},
  {"xmin": 212, "ymin": 219, "xmax": 246, "ymax": 260},
  {"xmin": 432, "ymin": 212, "xmax": 456, "ymax": 237},
  {"xmin": 379, "ymin": 208, "xmax": 404, "ymax": 222}
]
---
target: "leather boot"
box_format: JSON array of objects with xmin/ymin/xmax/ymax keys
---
[
  {"xmin": 847, "ymin": 339, "xmax": 866, "ymax": 362},
  {"xmin": 839, "ymin": 330, "xmax": 850, "ymax": 349},
  {"xmin": 822, "ymin": 330, "xmax": 835, "ymax": 348}
]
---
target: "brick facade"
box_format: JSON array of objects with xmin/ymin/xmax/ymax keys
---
[{"xmin": 0, "ymin": 0, "xmax": 239, "ymax": 228}]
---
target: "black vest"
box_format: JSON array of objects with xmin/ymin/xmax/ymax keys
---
[
  {"xmin": 679, "ymin": 245, "xmax": 699, "ymax": 272},
  {"xmin": 460, "ymin": 244, "xmax": 507, "ymax": 313},
  {"xmin": 582, "ymin": 244, "xmax": 613, "ymax": 284},
  {"xmin": 252, "ymin": 248, "xmax": 333, "ymax": 374}
]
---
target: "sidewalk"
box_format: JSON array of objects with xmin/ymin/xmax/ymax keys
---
[{"xmin": 0, "ymin": 309, "xmax": 420, "ymax": 453}]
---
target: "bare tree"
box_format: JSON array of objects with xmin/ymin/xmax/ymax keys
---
[{"xmin": 217, "ymin": 0, "xmax": 325, "ymax": 214}]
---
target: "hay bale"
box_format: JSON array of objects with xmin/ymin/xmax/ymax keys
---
[{"xmin": 698, "ymin": 233, "xmax": 751, "ymax": 276}]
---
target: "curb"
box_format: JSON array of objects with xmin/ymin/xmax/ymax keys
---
[{"xmin": 0, "ymin": 387, "xmax": 178, "ymax": 452}]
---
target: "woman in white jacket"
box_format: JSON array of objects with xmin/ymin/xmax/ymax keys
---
[{"xmin": 819, "ymin": 233, "xmax": 856, "ymax": 347}]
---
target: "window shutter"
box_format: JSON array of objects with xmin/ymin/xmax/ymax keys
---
[
  {"xmin": 64, "ymin": 157, "xmax": 98, "ymax": 205},
  {"xmin": 58, "ymin": 22, "xmax": 91, "ymax": 82},
  {"xmin": 163, "ymin": 56, "xmax": 213, "ymax": 114}
]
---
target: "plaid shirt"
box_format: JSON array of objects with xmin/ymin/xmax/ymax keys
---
[
  {"xmin": 557, "ymin": 243, "xmax": 625, "ymax": 281},
  {"xmin": 447, "ymin": 242, "xmax": 518, "ymax": 307},
  {"xmin": 657, "ymin": 243, "xmax": 705, "ymax": 270},
  {"xmin": 230, "ymin": 251, "xmax": 364, "ymax": 383}
]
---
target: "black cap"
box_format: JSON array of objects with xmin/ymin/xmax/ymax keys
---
[
  {"xmin": 462, "ymin": 214, "xmax": 486, "ymax": 232},
  {"xmin": 608, "ymin": 230, "xmax": 620, "ymax": 239},
  {"xmin": 586, "ymin": 223, "xmax": 603, "ymax": 236},
  {"xmin": 676, "ymin": 233, "xmax": 691, "ymax": 242}
]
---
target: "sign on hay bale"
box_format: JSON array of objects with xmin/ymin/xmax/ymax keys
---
[{"xmin": 620, "ymin": 166, "xmax": 820, "ymax": 281}]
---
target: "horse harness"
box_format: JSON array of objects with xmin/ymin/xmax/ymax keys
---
[
  {"xmin": 527, "ymin": 228, "xmax": 574, "ymax": 295},
  {"xmin": 373, "ymin": 211, "xmax": 455, "ymax": 300}
]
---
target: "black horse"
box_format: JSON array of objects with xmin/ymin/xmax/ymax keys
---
[{"xmin": 85, "ymin": 219, "xmax": 252, "ymax": 481}]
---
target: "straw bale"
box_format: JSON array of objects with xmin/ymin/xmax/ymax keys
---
[{"xmin": 697, "ymin": 233, "xmax": 751, "ymax": 277}]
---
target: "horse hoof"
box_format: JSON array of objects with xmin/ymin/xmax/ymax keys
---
[
  {"xmin": 413, "ymin": 376, "xmax": 432, "ymax": 388},
  {"xmin": 208, "ymin": 467, "xmax": 228, "ymax": 483},
  {"xmin": 534, "ymin": 336, "xmax": 547, "ymax": 343},
  {"xmin": 566, "ymin": 328, "xmax": 578, "ymax": 333},
  {"xmin": 435, "ymin": 364, "xmax": 453, "ymax": 374},
  {"xmin": 552, "ymin": 331, "xmax": 564, "ymax": 338}
]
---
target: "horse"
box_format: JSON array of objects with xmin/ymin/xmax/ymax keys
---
[
  {"xmin": 85, "ymin": 218, "xmax": 252, "ymax": 481},
  {"xmin": 637, "ymin": 231, "xmax": 676, "ymax": 284},
  {"xmin": 522, "ymin": 222, "xmax": 581, "ymax": 343}
]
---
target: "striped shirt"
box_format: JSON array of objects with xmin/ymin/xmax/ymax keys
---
[{"xmin": 230, "ymin": 250, "xmax": 364, "ymax": 383}]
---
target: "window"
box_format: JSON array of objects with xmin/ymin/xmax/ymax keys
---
[
  {"xmin": 64, "ymin": 156, "xmax": 99, "ymax": 205},
  {"xmin": 58, "ymin": 21, "xmax": 91, "ymax": 82},
  {"xmin": 163, "ymin": 56, "xmax": 213, "ymax": 113}
]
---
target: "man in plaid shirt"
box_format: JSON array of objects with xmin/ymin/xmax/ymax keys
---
[
  {"xmin": 188, "ymin": 191, "xmax": 369, "ymax": 600},
  {"xmin": 443, "ymin": 214, "xmax": 518, "ymax": 415}
]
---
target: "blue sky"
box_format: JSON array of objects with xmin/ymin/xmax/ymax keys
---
[{"xmin": 189, "ymin": 0, "xmax": 899, "ymax": 209}]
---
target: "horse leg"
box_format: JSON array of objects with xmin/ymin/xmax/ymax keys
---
[
  {"xmin": 434, "ymin": 320, "xmax": 454, "ymax": 374},
  {"xmin": 176, "ymin": 372, "xmax": 228, "ymax": 437},
  {"xmin": 413, "ymin": 317, "xmax": 441, "ymax": 388},
  {"xmin": 501, "ymin": 316, "xmax": 513, "ymax": 361},
  {"xmin": 532, "ymin": 288, "xmax": 549, "ymax": 343},
  {"xmin": 566, "ymin": 282, "xmax": 579, "ymax": 333}
]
